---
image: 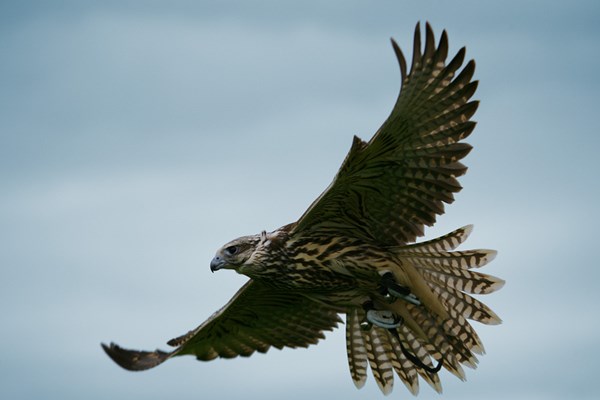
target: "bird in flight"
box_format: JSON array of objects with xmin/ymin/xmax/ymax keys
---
[{"xmin": 102, "ymin": 22, "xmax": 504, "ymax": 395}]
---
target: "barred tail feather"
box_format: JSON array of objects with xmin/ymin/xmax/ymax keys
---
[
  {"xmin": 420, "ymin": 268, "xmax": 504, "ymax": 295},
  {"xmin": 406, "ymin": 227, "xmax": 503, "ymax": 319},
  {"xmin": 405, "ymin": 225, "xmax": 502, "ymax": 365},
  {"xmin": 346, "ymin": 309, "xmax": 368, "ymax": 388},
  {"xmin": 432, "ymin": 281, "xmax": 502, "ymax": 325},
  {"xmin": 396, "ymin": 225, "xmax": 473, "ymax": 253},
  {"xmin": 395, "ymin": 323, "xmax": 443, "ymax": 392},
  {"xmin": 406, "ymin": 304, "xmax": 467, "ymax": 382},
  {"xmin": 386, "ymin": 329, "xmax": 420, "ymax": 395},
  {"xmin": 400, "ymin": 248, "xmax": 497, "ymax": 270},
  {"xmin": 362, "ymin": 327, "xmax": 395, "ymax": 394}
]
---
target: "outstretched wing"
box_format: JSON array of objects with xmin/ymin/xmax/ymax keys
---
[
  {"xmin": 293, "ymin": 22, "xmax": 478, "ymax": 246},
  {"xmin": 102, "ymin": 280, "xmax": 341, "ymax": 371}
]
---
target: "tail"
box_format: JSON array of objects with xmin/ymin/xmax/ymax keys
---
[{"xmin": 345, "ymin": 225, "xmax": 504, "ymax": 395}]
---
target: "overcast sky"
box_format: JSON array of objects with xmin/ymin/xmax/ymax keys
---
[{"xmin": 1, "ymin": 1, "xmax": 599, "ymax": 399}]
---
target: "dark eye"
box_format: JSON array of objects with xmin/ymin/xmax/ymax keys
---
[{"xmin": 224, "ymin": 245, "xmax": 238, "ymax": 256}]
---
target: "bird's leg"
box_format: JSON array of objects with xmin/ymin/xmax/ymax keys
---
[
  {"xmin": 379, "ymin": 272, "xmax": 421, "ymax": 306},
  {"xmin": 360, "ymin": 300, "xmax": 403, "ymax": 330}
]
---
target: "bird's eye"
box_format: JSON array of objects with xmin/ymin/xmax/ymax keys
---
[{"xmin": 224, "ymin": 245, "xmax": 238, "ymax": 256}]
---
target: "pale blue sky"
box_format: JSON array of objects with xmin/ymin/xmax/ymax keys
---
[{"xmin": 1, "ymin": 1, "xmax": 599, "ymax": 399}]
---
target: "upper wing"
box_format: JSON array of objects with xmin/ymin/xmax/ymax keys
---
[
  {"xmin": 102, "ymin": 279, "xmax": 341, "ymax": 371},
  {"xmin": 293, "ymin": 22, "xmax": 478, "ymax": 246}
]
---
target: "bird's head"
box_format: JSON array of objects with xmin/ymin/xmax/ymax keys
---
[{"xmin": 210, "ymin": 234, "xmax": 262, "ymax": 273}]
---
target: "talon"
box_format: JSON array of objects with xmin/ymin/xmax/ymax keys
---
[
  {"xmin": 382, "ymin": 292, "xmax": 396, "ymax": 303},
  {"xmin": 359, "ymin": 319, "xmax": 373, "ymax": 331},
  {"xmin": 380, "ymin": 272, "xmax": 422, "ymax": 306},
  {"xmin": 366, "ymin": 309, "xmax": 403, "ymax": 329}
]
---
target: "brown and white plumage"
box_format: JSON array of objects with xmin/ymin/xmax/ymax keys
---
[
  {"xmin": 102, "ymin": 22, "xmax": 503, "ymax": 396},
  {"xmin": 103, "ymin": 279, "xmax": 342, "ymax": 370}
]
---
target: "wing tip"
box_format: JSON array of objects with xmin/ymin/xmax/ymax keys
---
[
  {"xmin": 414, "ymin": 21, "xmax": 421, "ymax": 37},
  {"xmin": 101, "ymin": 341, "xmax": 172, "ymax": 371},
  {"xmin": 390, "ymin": 37, "xmax": 407, "ymax": 84}
]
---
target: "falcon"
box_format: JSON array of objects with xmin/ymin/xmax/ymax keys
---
[{"xmin": 102, "ymin": 22, "xmax": 504, "ymax": 395}]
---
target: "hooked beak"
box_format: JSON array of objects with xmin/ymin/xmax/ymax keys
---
[{"xmin": 210, "ymin": 256, "xmax": 226, "ymax": 272}]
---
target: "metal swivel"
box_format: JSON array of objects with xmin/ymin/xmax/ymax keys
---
[
  {"xmin": 379, "ymin": 272, "xmax": 421, "ymax": 306},
  {"xmin": 366, "ymin": 309, "xmax": 403, "ymax": 329},
  {"xmin": 360, "ymin": 300, "xmax": 403, "ymax": 330}
]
